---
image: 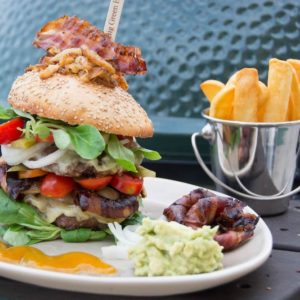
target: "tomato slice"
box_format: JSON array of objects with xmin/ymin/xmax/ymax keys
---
[
  {"xmin": 18, "ymin": 169, "xmax": 48, "ymax": 179},
  {"xmin": 35, "ymin": 133, "xmax": 54, "ymax": 143},
  {"xmin": 0, "ymin": 118, "xmax": 24, "ymax": 144},
  {"xmin": 78, "ymin": 176, "xmax": 112, "ymax": 190},
  {"xmin": 110, "ymin": 173, "xmax": 143, "ymax": 196},
  {"xmin": 40, "ymin": 173, "xmax": 75, "ymax": 198}
]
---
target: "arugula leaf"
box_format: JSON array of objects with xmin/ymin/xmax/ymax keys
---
[
  {"xmin": 13, "ymin": 109, "xmax": 34, "ymax": 120},
  {"xmin": 67, "ymin": 125, "xmax": 105, "ymax": 159},
  {"xmin": 88, "ymin": 230, "xmax": 108, "ymax": 241},
  {"xmin": 60, "ymin": 229, "xmax": 90, "ymax": 242},
  {"xmin": 135, "ymin": 147, "xmax": 161, "ymax": 160},
  {"xmin": 3, "ymin": 225, "xmax": 31, "ymax": 246},
  {"xmin": 0, "ymin": 189, "xmax": 60, "ymax": 244},
  {"xmin": 60, "ymin": 229, "xmax": 107, "ymax": 243},
  {"xmin": 35, "ymin": 124, "xmax": 51, "ymax": 139},
  {"xmin": 0, "ymin": 105, "xmax": 17, "ymax": 120},
  {"xmin": 121, "ymin": 211, "xmax": 144, "ymax": 227},
  {"xmin": 137, "ymin": 166, "xmax": 156, "ymax": 177},
  {"xmin": 107, "ymin": 135, "xmax": 137, "ymax": 172},
  {"xmin": 116, "ymin": 159, "xmax": 137, "ymax": 172},
  {"xmin": 0, "ymin": 189, "xmax": 34, "ymax": 224},
  {"xmin": 27, "ymin": 229, "xmax": 60, "ymax": 241},
  {"xmin": 0, "ymin": 226, "xmax": 6, "ymax": 236},
  {"xmin": 52, "ymin": 129, "xmax": 71, "ymax": 149},
  {"xmin": 1, "ymin": 225, "xmax": 60, "ymax": 246},
  {"xmin": 38, "ymin": 117, "xmax": 68, "ymax": 126}
]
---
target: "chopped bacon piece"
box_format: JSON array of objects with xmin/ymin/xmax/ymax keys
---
[{"xmin": 34, "ymin": 16, "xmax": 147, "ymax": 75}]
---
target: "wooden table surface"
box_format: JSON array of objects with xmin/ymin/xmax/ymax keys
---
[{"xmin": 0, "ymin": 171, "xmax": 299, "ymax": 300}]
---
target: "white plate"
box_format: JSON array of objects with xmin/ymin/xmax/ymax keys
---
[{"xmin": 0, "ymin": 177, "xmax": 272, "ymax": 296}]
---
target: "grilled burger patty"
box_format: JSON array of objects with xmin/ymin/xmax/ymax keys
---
[{"xmin": 54, "ymin": 215, "xmax": 105, "ymax": 230}]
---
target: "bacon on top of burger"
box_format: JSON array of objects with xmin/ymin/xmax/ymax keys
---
[{"xmin": 0, "ymin": 16, "xmax": 160, "ymax": 245}]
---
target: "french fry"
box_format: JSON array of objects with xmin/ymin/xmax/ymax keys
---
[
  {"xmin": 209, "ymin": 85, "xmax": 234, "ymax": 120},
  {"xmin": 257, "ymin": 81, "xmax": 269, "ymax": 121},
  {"xmin": 200, "ymin": 80, "xmax": 225, "ymax": 102},
  {"xmin": 263, "ymin": 59, "xmax": 293, "ymax": 122},
  {"xmin": 227, "ymin": 71, "xmax": 267, "ymax": 104},
  {"xmin": 227, "ymin": 72, "xmax": 238, "ymax": 85},
  {"xmin": 228, "ymin": 70, "xmax": 267, "ymax": 121},
  {"xmin": 233, "ymin": 68, "xmax": 259, "ymax": 122},
  {"xmin": 287, "ymin": 59, "xmax": 300, "ymax": 82},
  {"xmin": 287, "ymin": 66, "xmax": 300, "ymax": 120},
  {"xmin": 258, "ymin": 81, "xmax": 268, "ymax": 107}
]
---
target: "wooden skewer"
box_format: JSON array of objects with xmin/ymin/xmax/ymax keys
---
[{"xmin": 104, "ymin": 0, "xmax": 125, "ymax": 41}]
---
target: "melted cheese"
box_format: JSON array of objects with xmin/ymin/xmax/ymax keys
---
[
  {"xmin": 49, "ymin": 151, "xmax": 120, "ymax": 174},
  {"xmin": 0, "ymin": 242, "xmax": 116, "ymax": 275},
  {"xmin": 24, "ymin": 195, "xmax": 124, "ymax": 224}
]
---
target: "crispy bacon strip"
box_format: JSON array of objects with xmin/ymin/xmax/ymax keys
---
[
  {"xmin": 34, "ymin": 16, "xmax": 147, "ymax": 75},
  {"xmin": 163, "ymin": 188, "xmax": 259, "ymax": 251}
]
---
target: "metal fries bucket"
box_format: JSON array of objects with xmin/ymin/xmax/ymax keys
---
[{"xmin": 192, "ymin": 108, "xmax": 300, "ymax": 216}]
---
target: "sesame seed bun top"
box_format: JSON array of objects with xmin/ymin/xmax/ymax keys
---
[{"xmin": 8, "ymin": 71, "xmax": 153, "ymax": 138}]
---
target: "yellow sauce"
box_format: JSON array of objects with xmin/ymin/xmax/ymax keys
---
[{"xmin": 0, "ymin": 242, "xmax": 116, "ymax": 275}]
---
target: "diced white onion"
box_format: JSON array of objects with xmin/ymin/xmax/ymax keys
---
[
  {"xmin": 123, "ymin": 225, "xmax": 142, "ymax": 244},
  {"xmin": 108, "ymin": 223, "xmax": 132, "ymax": 246},
  {"xmin": 23, "ymin": 149, "xmax": 66, "ymax": 169},
  {"xmin": 102, "ymin": 223, "xmax": 141, "ymax": 260},
  {"xmin": 106, "ymin": 222, "xmax": 141, "ymax": 263},
  {"xmin": 1, "ymin": 143, "xmax": 49, "ymax": 166}
]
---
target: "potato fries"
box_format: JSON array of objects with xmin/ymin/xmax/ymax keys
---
[
  {"xmin": 227, "ymin": 70, "xmax": 267, "ymax": 107},
  {"xmin": 263, "ymin": 59, "xmax": 292, "ymax": 122},
  {"xmin": 258, "ymin": 81, "xmax": 268, "ymax": 107},
  {"xmin": 201, "ymin": 58, "xmax": 300, "ymax": 123},
  {"xmin": 233, "ymin": 68, "xmax": 259, "ymax": 122},
  {"xmin": 200, "ymin": 80, "xmax": 225, "ymax": 102},
  {"xmin": 287, "ymin": 66, "xmax": 300, "ymax": 120},
  {"xmin": 287, "ymin": 59, "xmax": 300, "ymax": 82},
  {"xmin": 227, "ymin": 70, "xmax": 267, "ymax": 120},
  {"xmin": 227, "ymin": 72, "xmax": 238, "ymax": 85},
  {"xmin": 257, "ymin": 81, "xmax": 269, "ymax": 121},
  {"xmin": 209, "ymin": 85, "xmax": 234, "ymax": 120}
]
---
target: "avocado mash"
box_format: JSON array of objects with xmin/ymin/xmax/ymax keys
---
[{"xmin": 128, "ymin": 218, "xmax": 223, "ymax": 276}]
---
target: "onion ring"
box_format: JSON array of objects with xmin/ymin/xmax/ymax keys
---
[
  {"xmin": 23, "ymin": 149, "xmax": 66, "ymax": 169},
  {"xmin": 1, "ymin": 143, "xmax": 49, "ymax": 166}
]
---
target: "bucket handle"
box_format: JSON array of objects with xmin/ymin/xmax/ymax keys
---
[{"xmin": 191, "ymin": 132, "xmax": 300, "ymax": 200}]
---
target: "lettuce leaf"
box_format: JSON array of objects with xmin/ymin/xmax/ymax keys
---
[
  {"xmin": 107, "ymin": 135, "xmax": 137, "ymax": 172},
  {"xmin": 0, "ymin": 105, "xmax": 17, "ymax": 120}
]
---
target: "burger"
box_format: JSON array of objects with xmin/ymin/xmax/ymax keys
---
[{"xmin": 0, "ymin": 16, "xmax": 160, "ymax": 245}]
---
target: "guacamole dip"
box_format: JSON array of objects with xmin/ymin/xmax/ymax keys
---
[{"xmin": 128, "ymin": 218, "xmax": 223, "ymax": 276}]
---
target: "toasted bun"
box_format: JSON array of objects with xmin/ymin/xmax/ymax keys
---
[{"xmin": 8, "ymin": 71, "xmax": 153, "ymax": 137}]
